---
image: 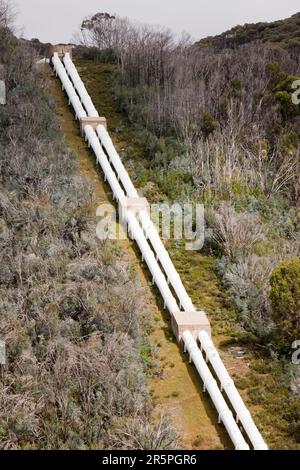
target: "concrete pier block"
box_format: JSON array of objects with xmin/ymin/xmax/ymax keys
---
[
  {"xmin": 80, "ymin": 117, "xmax": 107, "ymax": 135},
  {"xmin": 171, "ymin": 310, "xmax": 211, "ymax": 341},
  {"xmin": 119, "ymin": 197, "xmax": 150, "ymax": 224},
  {"xmin": 48, "ymin": 45, "xmax": 73, "ymax": 59}
]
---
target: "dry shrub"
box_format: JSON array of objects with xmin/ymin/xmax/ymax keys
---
[
  {"xmin": 208, "ymin": 202, "xmax": 265, "ymax": 261},
  {"xmin": 0, "ymin": 26, "xmax": 170, "ymax": 449},
  {"xmin": 107, "ymin": 414, "xmax": 179, "ymax": 450}
]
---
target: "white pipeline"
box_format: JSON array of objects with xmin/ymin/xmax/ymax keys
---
[
  {"xmin": 96, "ymin": 125, "xmax": 139, "ymax": 197},
  {"xmin": 84, "ymin": 124, "xmax": 124, "ymax": 202},
  {"xmin": 84, "ymin": 125, "xmax": 179, "ymax": 314},
  {"xmin": 182, "ymin": 331, "xmax": 249, "ymax": 450},
  {"xmin": 52, "ymin": 53, "xmax": 87, "ymax": 120},
  {"xmin": 95, "ymin": 124, "xmax": 195, "ymax": 311},
  {"xmin": 52, "ymin": 53, "xmax": 268, "ymax": 451},
  {"xmin": 139, "ymin": 210, "xmax": 195, "ymax": 311},
  {"xmin": 63, "ymin": 53, "xmax": 99, "ymax": 118},
  {"xmin": 62, "ymin": 60, "xmax": 194, "ymax": 311},
  {"xmin": 198, "ymin": 331, "xmax": 268, "ymax": 450}
]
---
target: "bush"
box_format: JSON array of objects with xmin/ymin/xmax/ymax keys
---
[
  {"xmin": 270, "ymin": 258, "xmax": 300, "ymax": 349},
  {"xmin": 159, "ymin": 170, "xmax": 193, "ymax": 202},
  {"xmin": 107, "ymin": 414, "xmax": 179, "ymax": 450},
  {"xmin": 208, "ymin": 203, "xmax": 265, "ymax": 261},
  {"xmin": 74, "ymin": 46, "xmax": 118, "ymax": 64},
  {"xmin": 215, "ymin": 254, "xmax": 275, "ymax": 341},
  {"xmin": 200, "ymin": 112, "xmax": 217, "ymax": 139}
]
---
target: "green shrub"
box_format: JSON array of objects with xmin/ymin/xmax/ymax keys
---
[
  {"xmin": 270, "ymin": 258, "xmax": 300, "ymax": 349},
  {"xmin": 267, "ymin": 62, "xmax": 287, "ymax": 90},
  {"xmin": 200, "ymin": 112, "xmax": 217, "ymax": 139},
  {"xmin": 275, "ymin": 90, "xmax": 299, "ymax": 120},
  {"xmin": 159, "ymin": 170, "xmax": 193, "ymax": 201},
  {"xmin": 74, "ymin": 46, "xmax": 118, "ymax": 64}
]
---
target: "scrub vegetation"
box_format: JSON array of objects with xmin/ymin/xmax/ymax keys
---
[
  {"xmin": 2, "ymin": 0, "xmax": 300, "ymax": 449},
  {"xmin": 196, "ymin": 12, "xmax": 300, "ymax": 51},
  {"xmin": 0, "ymin": 0, "xmax": 177, "ymax": 450}
]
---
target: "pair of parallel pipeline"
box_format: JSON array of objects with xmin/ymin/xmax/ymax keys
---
[{"xmin": 51, "ymin": 52, "xmax": 268, "ymax": 450}]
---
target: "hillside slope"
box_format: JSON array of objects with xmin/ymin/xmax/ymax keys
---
[{"xmin": 196, "ymin": 12, "xmax": 300, "ymax": 50}]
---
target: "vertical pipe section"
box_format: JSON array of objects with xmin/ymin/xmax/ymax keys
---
[
  {"xmin": 126, "ymin": 211, "xmax": 179, "ymax": 314},
  {"xmin": 139, "ymin": 210, "xmax": 195, "ymax": 310},
  {"xmin": 198, "ymin": 331, "xmax": 268, "ymax": 450},
  {"xmin": 84, "ymin": 125, "xmax": 125, "ymax": 202},
  {"xmin": 182, "ymin": 331, "xmax": 249, "ymax": 450}
]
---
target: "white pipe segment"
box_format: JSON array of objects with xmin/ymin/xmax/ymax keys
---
[
  {"xmin": 94, "ymin": 126, "xmax": 195, "ymax": 311},
  {"xmin": 139, "ymin": 210, "xmax": 195, "ymax": 311},
  {"xmin": 84, "ymin": 125, "xmax": 125, "ymax": 202},
  {"xmin": 96, "ymin": 125, "xmax": 139, "ymax": 197},
  {"xmin": 126, "ymin": 211, "xmax": 179, "ymax": 313},
  {"xmin": 198, "ymin": 331, "xmax": 268, "ymax": 450},
  {"xmin": 63, "ymin": 53, "xmax": 99, "ymax": 118},
  {"xmin": 62, "ymin": 56, "xmax": 201, "ymax": 312},
  {"xmin": 182, "ymin": 331, "xmax": 249, "ymax": 450},
  {"xmin": 52, "ymin": 54, "xmax": 269, "ymax": 451},
  {"xmin": 84, "ymin": 125, "xmax": 179, "ymax": 314},
  {"xmin": 52, "ymin": 54, "xmax": 87, "ymax": 120}
]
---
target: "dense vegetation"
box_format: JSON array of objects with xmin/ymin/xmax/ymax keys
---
[
  {"xmin": 196, "ymin": 12, "xmax": 300, "ymax": 51},
  {"xmin": 0, "ymin": 1, "xmax": 177, "ymax": 450},
  {"xmin": 270, "ymin": 258, "xmax": 300, "ymax": 349}
]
